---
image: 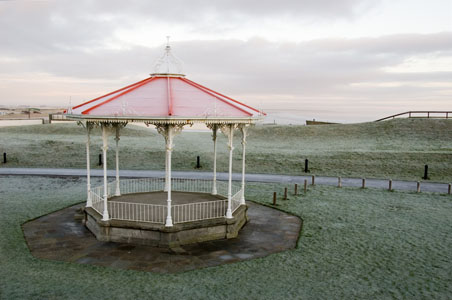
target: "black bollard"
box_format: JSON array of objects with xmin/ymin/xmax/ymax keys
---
[
  {"xmin": 3, "ymin": 152, "xmax": 6, "ymax": 164},
  {"xmin": 423, "ymin": 165, "xmax": 429, "ymax": 180},
  {"xmin": 196, "ymin": 156, "xmax": 201, "ymax": 168},
  {"xmin": 98, "ymin": 154, "xmax": 102, "ymax": 166},
  {"xmin": 304, "ymin": 159, "xmax": 309, "ymax": 173}
]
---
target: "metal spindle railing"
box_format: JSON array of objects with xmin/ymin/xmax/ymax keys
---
[{"xmin": 90, "ymin": 178, "xmax": 243, "ymax": 224}]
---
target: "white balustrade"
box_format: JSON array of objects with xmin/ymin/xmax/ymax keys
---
[
  {"xmin": 172, "ymin": 199, "xmax": 228, "ymax": 223},
  {"xmin": 108, "ymin": 201, "xmax": 166, "ymax": 223},
  {"xmin": 90, "ymin": 185, "xmax": 104, "ymax": 214},
  {"xmin": 231, "ymin": 189, "xmax": 242, "ymax": 213},
  {"xmin": 89, "ymin": 178, "xmax": 243, "ymax": 224}
]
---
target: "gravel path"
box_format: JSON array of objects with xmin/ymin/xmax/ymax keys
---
[{"xmin": 0, "ymin": 167, "xmax": 450, "ymax": 194}]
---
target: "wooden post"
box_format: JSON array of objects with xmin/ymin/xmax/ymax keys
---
[
  {"xmin": 273, "ymin": 192, "xmax": 277, "ymax": 205},
  {"xmin": 448, "ymin": 183, "xmax": 451, "ymax": 195},
  {"xmin": 98, "ymin": 153, "xmax": 102, "ymax": 166},
  {"xmin": 362, "ymin": 178, "xmax": 366, "ymax": 189},
  {"xmin": 416, "ymin": 181, "xmax": 421, "ymax": 193},
  {"xmin": 196, "ymin": 156, "xmax": 201, "ymax": 168},
  {"xmin": 294, "ymin": 184, "xmax": 298, "ymax": 195},
  {"xmin": 389, "ymin": 179, "xmax": 393, "ymax": 191},
  {"xmin": 3, "ymin": 152, "xmax": 6, "ymax": 164},
  {"xmin": 284, "ymin": 187, "xmax": 288, "ymax": 200},
  {"xmin": 304, "ymin": 159, "xmax": 309, "ymax": 173},
  {"xmin": 311, "ymin": 175, "xmax": 315, "ymax": 186},
  {"xmin": 338, "ymin": 177, "xmax": 342, "ymax": 188},
  {"xmin": 304, "ymin": 179, "xmax": 307, "ymax": 193}
]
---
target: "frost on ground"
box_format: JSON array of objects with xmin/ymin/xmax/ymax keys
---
[
  {"xmin": 1, "ymin": 176, "xmax": 451, "ymax": 299},
  {"xmin": 0, "ymin": 118, "xmax": 452, "ymax": 182}
]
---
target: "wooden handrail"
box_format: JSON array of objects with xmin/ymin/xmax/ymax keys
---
[{"xmin": 375, "ymin": 111, "xmax": 452, "ymax": 122}]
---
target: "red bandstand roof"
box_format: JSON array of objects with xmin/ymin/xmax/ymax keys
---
[
  {"xmin": 66, "ymin": 43, "xmax": 264, "ymax": 124},
  {"xmin": 71, "ymin": 76, "xmax": 262, "ymax": 119}
]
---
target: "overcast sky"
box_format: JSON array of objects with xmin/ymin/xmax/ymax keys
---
[{"xmin": 0, "ymin": 0, "xmax": 451, "ymax": 122}]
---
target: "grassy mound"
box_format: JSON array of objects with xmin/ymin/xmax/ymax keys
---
[{"xmin": 0, "ymin": 118, "xmax": 451, "ymax": 181}]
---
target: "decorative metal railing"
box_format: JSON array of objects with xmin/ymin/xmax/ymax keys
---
[
  {"xmin": 109, "ymin": 201, "xmax": 166, "ymax": 223},
  {"xmin": 89, "ymin": 178, "xmax": 243, "ymax": 224},
  {"xmin": 90, "ymin": 185, "xmax": 104, "ymax": 215},
  {"xmin": 172, "ymin": 199, "xmax": 228, "ymax": 223}
]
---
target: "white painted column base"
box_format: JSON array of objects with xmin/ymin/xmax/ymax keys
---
[
  {"xmin": 102, "ymin": 205, "xmax": 110, "ymax": 221},
  {"xmin": 86, "ymin": 185, "xmax": 92, "ymax": 207},
  {"xmin": 165, "ymin": 215, "xmax": 173, "ymax": 227}
]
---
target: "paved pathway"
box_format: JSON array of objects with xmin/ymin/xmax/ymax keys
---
[
  {"xmin": 1, "ymin": 167, "xmax": 450, "ymax": 194},
  {"xmin": 23, "ymin": 202, "xmax": 301, "ymax": 273}
]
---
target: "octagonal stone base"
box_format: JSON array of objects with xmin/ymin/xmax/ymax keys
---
[{"xmin": 84, "ymin": 205, "xmax": 248, "ymax": 248}]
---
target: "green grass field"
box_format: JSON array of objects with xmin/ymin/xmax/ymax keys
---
[
  {"xmin": 1, "ymin": 175, "xmax": 451, "ymax": 299},
  {"xmin": 1, "ymin": 118, "xmax": 451, "ymax": 182}
]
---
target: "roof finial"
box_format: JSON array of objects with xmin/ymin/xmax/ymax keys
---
[{"xmin": 151, "ymin": 37, "xmax": 185, "ymax": 76}]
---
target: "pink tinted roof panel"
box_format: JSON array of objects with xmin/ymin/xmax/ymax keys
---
[
  {"xmin": 71, "ymin": 76, "xmax": 260, "ymax": 118},
  {"xmin": 170, "ymin": 78, "xmax": 249, "ymax": 117},
  {"xmin": 85, "ymin": 78, "xmax": 169, "ymax": 116}
]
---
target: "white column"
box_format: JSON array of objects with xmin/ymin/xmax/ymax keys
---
[
  {"xmin": 240, "ymin": 125, "xmax": 247, "ymax": 205},
  {"xmin": 226, "ymin": 124, "xmax": 234, "ymax": 219},
  {"xmin": 114, "ymin": 126, "xmax": 121, "ymax": 196},
  {"xmin": 212, "ymin": 125, "xmax": 218, "ymax": 195},
  {"xmin": 164, "ymin": 145, "xmax": 169, "ymax": 192},
  {"xmin": 165, "ymin": 125, "xmax": 174, "ymax": 227},
  {"xmin": 85, "ymin": 123, "xmax": 92, "ymax": 207},
  {"xmin": 101, "ymin": 124, "xmax": 110, "ymax": 221}
]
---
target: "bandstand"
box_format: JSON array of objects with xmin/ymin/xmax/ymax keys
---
[{"xmin": 65, "ymin": 43, "xmax": 264, "ymax": 247}]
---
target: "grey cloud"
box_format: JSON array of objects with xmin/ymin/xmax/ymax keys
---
[
  {"xmin": 0, "ymin": 0, "xmax": 450, "ymax": 120},
  {"xmin": 174, "ymin": 34, "xmax": 452, "ymax": 94},
  {"xmin": 1, "ymin": 33, "xmax": 451, "ymax": 96},
  {"xmin": 70, "ymin": 0, "xmax": 377, "ymax": 21},
  {"xmin": 307, "ymin": 32, "xmax": 452, "ymax": 55},
  {"xmin": 0, "ymin": 0, "xmax": 378, "ymax": 57}
]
